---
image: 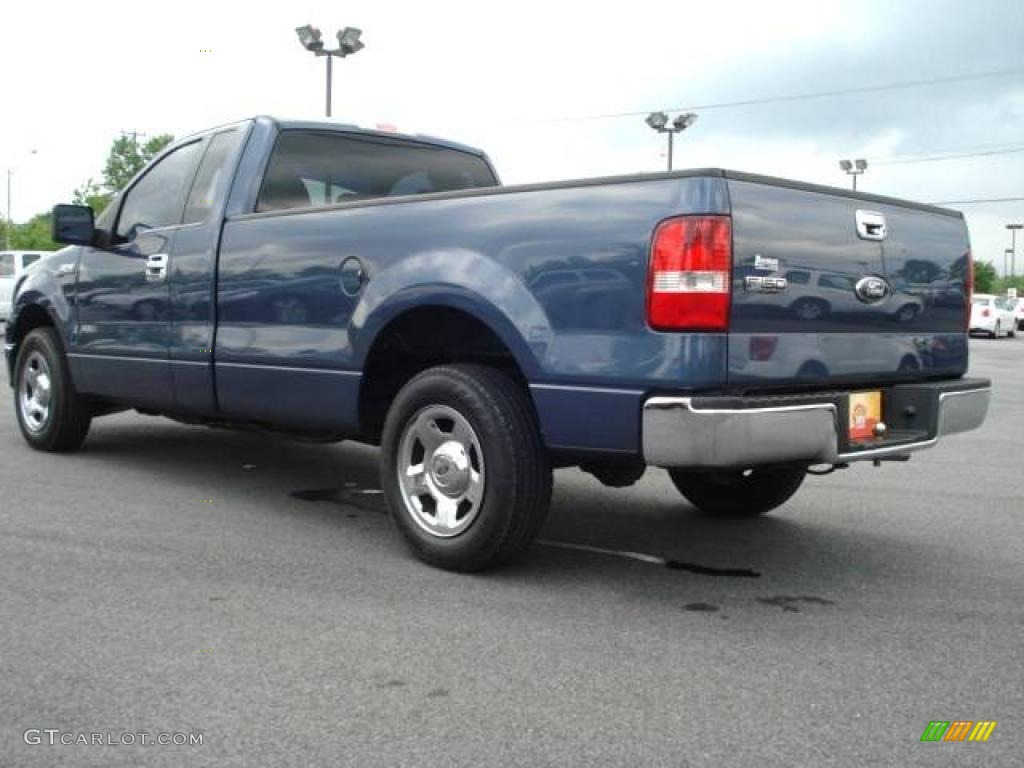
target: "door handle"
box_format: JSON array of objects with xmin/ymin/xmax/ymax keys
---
[{"xmin": 145, "ymin": 253, "xmax": 168, "ymax": 281}]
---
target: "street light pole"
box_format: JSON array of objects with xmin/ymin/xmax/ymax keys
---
[
  {"xmin": 839, "ymin": 158, "xmax": 868, "ymax": 190},
  {"xmin": 1006, "ymin": 249, "xmax": 1013, "ymax": 279},
  {"xmin": 295, "ymin": 24, "xmax": 365, "ymax": 118},
  {"xmin": 5, "ymin": 168, "xmax": 11, "ymax": 251},
  {"xmin": 1006, "ymin": 223, "xmax": 1022, "ymax": 278},
  {"xmin": 4, "ymin": 149, "xmax": 38, "ymax": 250},
  {"xmin": 325, "ymin": 53, "xmax": 333, "ymax": 117},
  {"xmin": 645, "ymin": 112, "xmax": 698, "ymax": 172}
]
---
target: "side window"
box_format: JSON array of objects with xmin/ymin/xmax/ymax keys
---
[
  {"xmin": 183, "ymin": 129, "xmax": 244, "ymax": 225},
  {"xmin": 785, "ymin": 270, "xmax": 811, "ymax": 285},
  {"xmin": 256, "ymin": 130, "xmax": 497, "ymax": 212},
  {"xmin": 21, "ymin": 254, "xmax": 41, "ymax": 269},
  {"xmin": 116, "ymin": 141, "xmax": 203, "ymax": 240}
]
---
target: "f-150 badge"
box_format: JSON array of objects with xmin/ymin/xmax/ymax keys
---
[{"xmin": 745, "ymin": 275, "xmax": 788, "ymax": 293}]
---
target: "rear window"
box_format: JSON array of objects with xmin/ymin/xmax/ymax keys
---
[
  {"xmin": 819, "ymin": 274, "xmax": 856, "ymax": 291},
  {"xmin": 972, "ymin": 297, "xmax": 992, "ymax": 306},
  {"xmin": 257, "ymin": 130, "xmax": 497, "ymax": 212},
  {"xmin": 0, "ymin": 254, "xmax": 13, "ymax": 277}
]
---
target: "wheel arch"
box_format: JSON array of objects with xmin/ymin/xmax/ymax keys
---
[
  {"xmin": 356, "ymin": 296, "xmax": 541, "ymax": 443},
  {"xmin": 6, "ymin": 301, "xmax": 62, "ymax": 386}
]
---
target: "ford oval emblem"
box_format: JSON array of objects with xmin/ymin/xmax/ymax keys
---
[{"xmin": 854, "ymin": 275, "xmax": 890, "ymax": 303}]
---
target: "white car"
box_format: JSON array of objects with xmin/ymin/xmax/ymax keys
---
[
  {"xmin": 1011, "ymin": 296, "xmax": 1024, "ymax": 331},
  {"xmin": 0, "ymin": 251, "xmax": 50, "ymax": 321},
  {"xmin": 781, "ymin": 268, "xmax": 924, "ymax": 323},
  {"xmin": 969, "ymin": 293, "xmax": 1017, "ymax": 338}
]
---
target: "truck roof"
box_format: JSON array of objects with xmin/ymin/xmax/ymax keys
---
[{"xmin": 175, "ymin": 116, "xmax": 488, "ymax": 158}]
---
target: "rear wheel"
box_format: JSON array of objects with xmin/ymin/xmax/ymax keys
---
[
  {"xmin": 380, "ymin": 364, "xmax": 551, "ymax": 572},
  {"xmin": 14, "ymin": 327, "xmax": 92, "ymax": 452},
  {"xmin": 668, "ymin": 467, "xmax": 806, "ymax": 517}
]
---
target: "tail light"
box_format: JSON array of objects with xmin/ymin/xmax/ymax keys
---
[
  {"xmin": 647, "ymin": 215, "xmax": 732, "ymax": 331},
  {"xmin": 981, "ymin": 308, "xmax": 991, "ymax": 318}
]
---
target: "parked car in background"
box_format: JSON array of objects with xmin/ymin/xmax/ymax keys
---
[
  {"xmin": 969, "ymin": 294, "xmax": 1017, "ymax": 338},
  {"xmin": 1010, "ymin": 295, "xmax": 1024, "ymax": 331},
  {"xmin": 0, "ymin": 251, "xmax": 50, "ymax": 322},
  {"xmin": 779, "ymin": 267, "xmax": 924, "ymax": 324}
]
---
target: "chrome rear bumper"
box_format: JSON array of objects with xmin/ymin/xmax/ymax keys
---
[{"xmin": 642, "ymin": 381, "xmax": 990, "ymax": 468}]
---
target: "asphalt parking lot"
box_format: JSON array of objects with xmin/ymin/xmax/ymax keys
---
[{"xmin": 1, "ymin": 336, "xmax": 1022, "ymax": 767}]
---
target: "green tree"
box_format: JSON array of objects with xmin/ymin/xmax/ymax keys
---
[
  {"xmin": 70, "ymin": 132, "xmax": 175, "ymax": 216},
  {"xmin": 101, "ymin": 133, "xmax": 174, "ymax": 194},
  {"xmin": 994, "ymin": 275, "xmax": 1024, "ymax": 294},
  {"xmin": 973, "ymin": 260, "xmax": 997, "ymax": 293},
  {"xmin": 1, "ymin": 131, "xmax": 175, "ymax": 250},
  {"xmin": 9, "ymin": 212, "xmax": 59, "ymax": 250},
  {"xmin": 72, "ymin": 177, "xmax": 112, "ymax": 214}
]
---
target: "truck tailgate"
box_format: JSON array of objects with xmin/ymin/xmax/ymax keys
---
[{"xmin": 726, "ymin": 175, "xmax": 970, "ymax": 387}]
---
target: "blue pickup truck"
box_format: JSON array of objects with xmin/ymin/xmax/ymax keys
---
[{"xmin": 6, "ymin": 116, "xmax": 990, "ymax": 570}]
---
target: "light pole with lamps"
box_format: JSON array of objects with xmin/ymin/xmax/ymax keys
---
[
  {"xmin": 295, "ymin": 24, "xmax": 365, "ymax": 118},
  {"xmin": 1006, "ymin": 223, "xmax": 1022, "ymax": 278},
  {"xmin": 645, "ymin": 112, "xmax": 698, "ymax": 172},
  {"xmin": 839, "ymin": 158, "xmax": 868, "ymax": 190},
  {"xmin": 5, "ymin": 149, "xmax": 39, "ymax": 250}
]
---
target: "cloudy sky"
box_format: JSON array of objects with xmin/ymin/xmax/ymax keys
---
[{"xmin": 2, "ymin": 0, "xmax": 1022, "ymax": 271}]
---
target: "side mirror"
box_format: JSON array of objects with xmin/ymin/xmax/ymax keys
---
[{"xmin": 52, "ymin": 204, "xmax": 96, "ymax": 246}]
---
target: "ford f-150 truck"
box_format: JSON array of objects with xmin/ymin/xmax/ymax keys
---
[{"xmin": 6, "ymin": 116, "xmax": 990, "ymax": 571}]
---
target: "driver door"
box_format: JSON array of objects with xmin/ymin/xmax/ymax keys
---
[{"xmin": 74, "ymin": 140, "xmax": 204, "ymax": 406}]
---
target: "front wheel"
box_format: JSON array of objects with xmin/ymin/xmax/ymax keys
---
[
  {"xmin": 668, "ymin": 467, "xmax": 806, "ymax": 517},
  {"xmin": 380, "ymin": 364, "xmax": 552, "ymax": 572},
  {"xmin": 14, "ymin": 327, "xmax": 92, "ymax": 452}
]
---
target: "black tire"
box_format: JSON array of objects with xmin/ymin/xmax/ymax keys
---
[
  {"xmin": 790, "ymin": 298, "xmax": 829, "ymax": 322},
  {"xmin": 668, "ymin": 467, "xmax": 806, "ymax": 517},
  {"xmin": 894, "ymin": 304, "xmax": 919, "ymax": 323},
  {"xmin": 13, "ymin": 327, "xmax": 92, "ymax": 452},
  {"xmin": 380, "ymin": 364, "xmax": 552, "ymax": 572}
]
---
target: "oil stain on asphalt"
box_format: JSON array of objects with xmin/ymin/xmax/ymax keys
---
[
  {"xmin": 756, "ymin": 595, "xmax": 835, "ymax": 613},
  {"xmin": 290, "ymin": 486, "xmax": 389, "ymax": 514},
  {"xmin": 683, "ymin": 602, "xmax": 720, "ymax": 612}
]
